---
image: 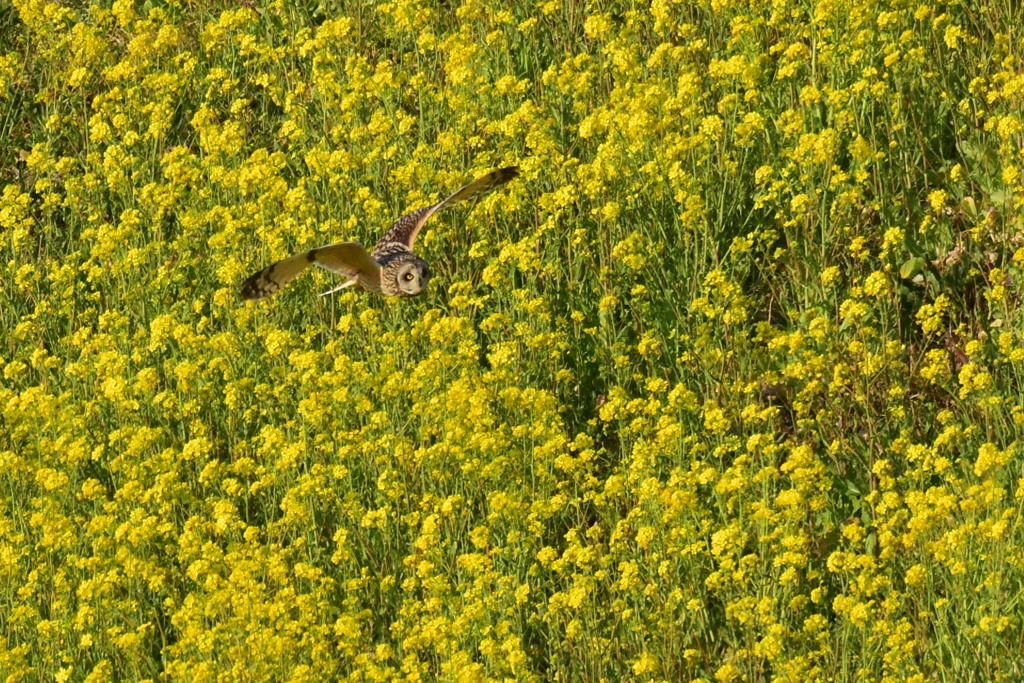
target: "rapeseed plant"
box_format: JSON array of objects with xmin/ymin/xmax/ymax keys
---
[{"xmin": 2, "ymin": 0, "xmax": 1024, "ymax": 680}]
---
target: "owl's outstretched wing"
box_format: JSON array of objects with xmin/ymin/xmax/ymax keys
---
[
  {"xmin": 372, "ymin": 166, "xmax": 519, "ymax": 257},
  {"xmin": 240, "ymin": 241, "xmax": 381, "ymax": 300}
]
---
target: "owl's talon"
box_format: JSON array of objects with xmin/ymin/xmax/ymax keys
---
[{"xmin": 320, "ymin": 277, "xmax": 359, "ymax": 297}]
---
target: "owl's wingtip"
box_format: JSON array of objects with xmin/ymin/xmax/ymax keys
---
[{"xmin": 239, "ymin": 274, "xmax": 268, "ymax": 301}]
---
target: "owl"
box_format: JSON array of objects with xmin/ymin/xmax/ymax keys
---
[{"xmin": 240, "ymin": 166, "xmax": 519, "ymax": 301}]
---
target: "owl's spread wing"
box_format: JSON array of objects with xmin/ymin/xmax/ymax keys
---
[
  {"xmin": 240, "ymin": 241, "xmax": 381, "ymax": 300},
  {"xmin": 312, "ymin": 242, "xmax": 382, "ymax": 292},
  {"xmin": 372, "ymin": 166, "xmax": 519, "ymax": 256}
]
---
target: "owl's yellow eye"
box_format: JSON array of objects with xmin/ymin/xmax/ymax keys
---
[{"xmin": 403, "ymin": 273, "xmax": 414, "ymax": 281}]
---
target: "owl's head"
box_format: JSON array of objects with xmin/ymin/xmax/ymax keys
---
[{"xmin": 384, "ymin": 254, "xmax": 431, "ymax": 297}]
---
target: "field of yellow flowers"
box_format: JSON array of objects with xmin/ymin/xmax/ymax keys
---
[{"xmin": 2, "ymin": 0, "xmax": 1024, "ymax": 680}]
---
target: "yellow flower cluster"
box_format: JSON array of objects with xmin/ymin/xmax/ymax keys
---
[{"xmin": 2, "ymin": 0, "xmax": 1024, "ymax": 680}]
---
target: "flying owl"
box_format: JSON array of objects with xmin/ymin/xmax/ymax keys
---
[{"xmin": 240, "ymin": 166, "xmax": 519, "ymax": 301}]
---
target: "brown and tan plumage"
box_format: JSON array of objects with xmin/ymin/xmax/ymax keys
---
[{"xmin": 240, "ymin": 166, "xmax": 518, "ymax": 301}]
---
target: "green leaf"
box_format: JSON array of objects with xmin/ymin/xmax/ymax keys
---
[
  {"xmin": 900, "ymin": 257, "xmax": 927, "ymax": 280},
  {"xmin": 960, "ymin": 196, "xmax": 977, "ymax": 218}
]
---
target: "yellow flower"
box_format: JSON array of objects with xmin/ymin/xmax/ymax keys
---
[
  {"xmin": 863, "ymin": 271, "xmax": 890, "ymax": 297},
  {"xmin": 928, "ymin": 189, "xmax": 949, "ymax": 212}
]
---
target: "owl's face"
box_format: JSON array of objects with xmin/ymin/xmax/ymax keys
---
[{"xmin": 384, "ymin": 256, "xmax": 431, "ymax": 297}]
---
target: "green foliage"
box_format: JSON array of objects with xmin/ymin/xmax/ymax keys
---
[{"xmin": 2, "ymin": 0, "xmax": 1024, "ymax": 680}]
